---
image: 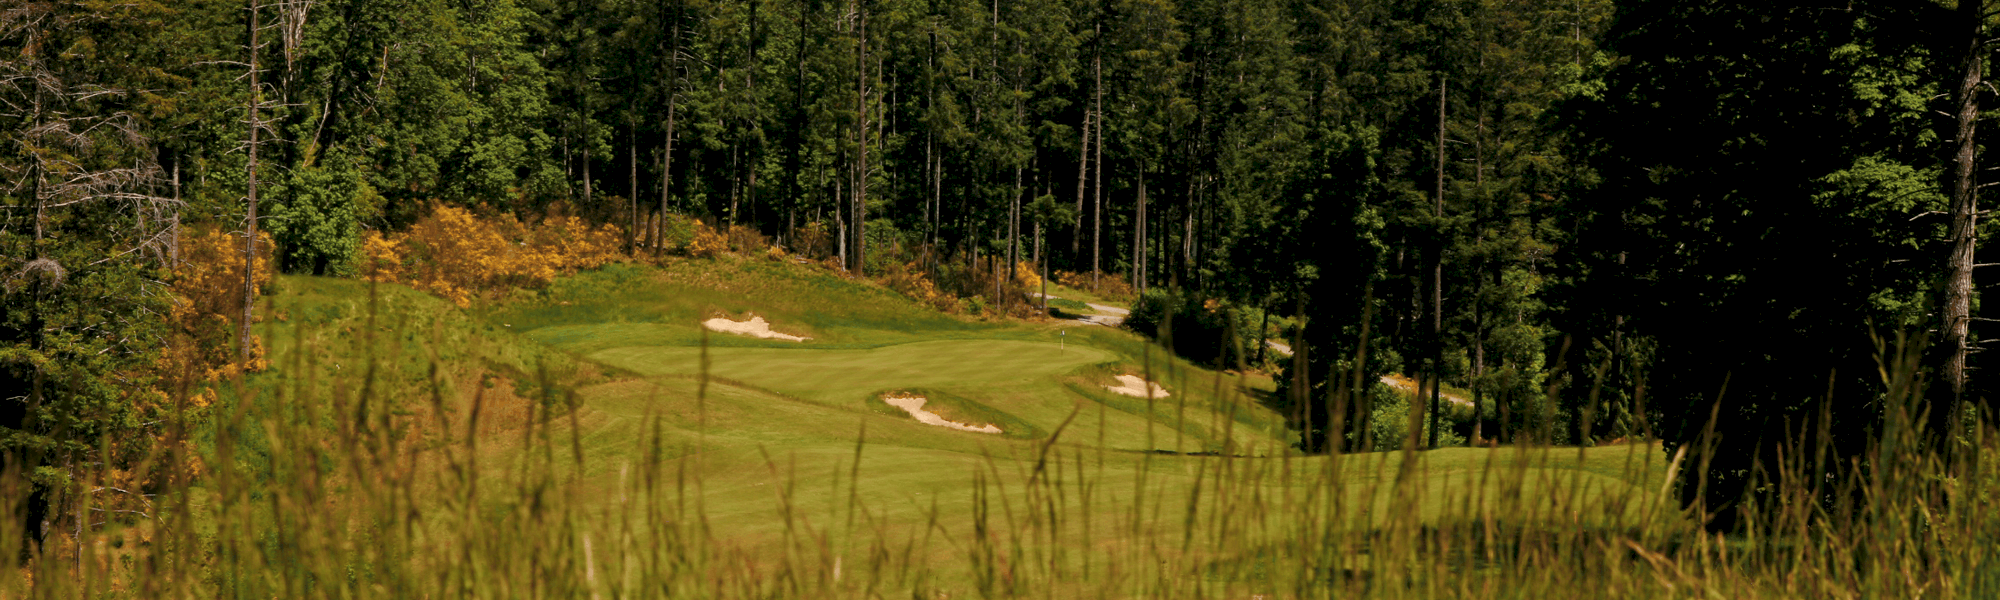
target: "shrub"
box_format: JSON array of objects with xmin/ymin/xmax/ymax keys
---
[
  {"xmin": 268, "ymin": 155, "xmax": 380, "ymax": 275},
  {"xmin": 724, "ymin": 223, "xmax": 769, "ymax": 254},
  {"xmin": 161, "ymin": 227, "xmax": 276, "ymax": 404},
  {"xmin": 961, "ymin": 294, "xmax": 989, "ymax": 316},
  {"xmin": 1053, "ymin": 269, "xmax": 1134, "ymax": 301},
  {"xmin": 363, "ymin": 203, "xmax": 625, "ymax": 306},
  {"xmin": 1123, "ymin": 288, "xmax": 1258, "ymax": 367},
  {"xmin": 659, "ymin": 213, "xmax": 700, "ymax": 254},
  {"xmin": 1015, "ymin": 260, "xmax": 1041, "ymax": 289},
  {"xmin": 880, "ymin": 260, "xmax": 959, "ymax": 313},
  {"xmin": 1359, "ymin": 381, "xmax": 1469, "ymax": 449},
  {"xmin": 792, "ymin": 221, "xmax": 835, "ymax": 260},
  {"xmin": 862, "ymin": 219, "xmax": 937, "ymax": 275}
]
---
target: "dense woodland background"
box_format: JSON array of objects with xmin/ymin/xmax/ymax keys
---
[{"xmin": 3, "ymin": 0, "xmax": 1998, "ymax": 535}]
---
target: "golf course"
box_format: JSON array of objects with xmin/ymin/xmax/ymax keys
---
[{"xmin": 150, "ymin": 254, "xmax": 1684, "ymax": 599}]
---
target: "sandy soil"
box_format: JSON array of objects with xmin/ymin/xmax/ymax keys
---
[
  {"xmin": 1104, "ymin": 374, "xmax": 1169, "ymax": 399},
  {"xmin": 883, "ymin": 396, "xmax": 1003, "ymax": 434},
  {"xmin": 702, "ymin": 314, "xmax": 812, "ymax": 342}
]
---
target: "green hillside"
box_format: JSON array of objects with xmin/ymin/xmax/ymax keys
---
[{"xmin": 176, "ymin": 258, "xmax": 1683, "ymax": 598}]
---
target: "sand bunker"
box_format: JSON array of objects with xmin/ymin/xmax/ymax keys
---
[
  {"xmin": 1104, "ymin": 374, "xmax": 1169, "ymax": 399},
  {"xmin": 702, "ymin": 314, "xmax": 811, "ymax": 342},
  {"xmin": 883, "ymin": 396, "xmax": 1003, "ymax": 434}
]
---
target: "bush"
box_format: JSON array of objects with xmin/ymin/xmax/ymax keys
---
[
  {"xmin": 1123, "ymin": 289, "xmax": 1258, "ymax": 368},
  {"xmin": 880, "ymin": 260, "xmax": 959, "ymax": 313},
  {"xmin": 792, "ymin": 221, "xmax": 835, "ymax": 260},
  {"xmin": 724, "ymin": 222, "xmax": 769, "ymax": 254},
  {"xmin": 363, "ymin": 203, "xmax": 625, "ymax": 306},
  {"xmin": 686, "ymin": 218, "xmax": 729, "ymax": 258},
  {"xmin": 961, "ymin": 295, "xmax": 989, "ymax": 316},
  {"xmin": 863, "ymin": 219, "xmax": 911, "ymax": 274},
  {"xmin": 268, "ymin": 156, "xmax": 380, "ymax": 276},
  {"xmin": 1053, "ymin": 269, "xmax": 1135, "ymax": 302},
  {"xmin": 161, "ymin": 227, "xmax": 276, "ymax": 405},
  {"xmin": 658, "ymin": 213, "xmax": 700, "ymax": 254},
  {"xmin": 1360, "ymin": 382, "xmax": 1470, "ymax": 449},
  {"xmin": 1015, "ymin": 260, "xmax": 1041, "ymax": 289}
]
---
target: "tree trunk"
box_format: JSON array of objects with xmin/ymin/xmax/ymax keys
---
[
  {"xmin": 1010, "ymin": 164, "xmax": 1022, "ymax": 285},
  {"xmin": 171, "ymin": 160, "xmax": 181, "ymax": 266},
  {"xmin": 747, "ymin": 0, "xmax": 760, "ymax": 228},
  {"xmin": 729, "ymin": 143, "xmax": 740, "ymax": 224},
  {"xmin": 1938, "ymin": 0, "xmax": 1985, "ymax": 442},
  {"xmin": 1255, "ymin": 295, "xmax": 1270, "ymax": 366},
  {"xmin": 242, "ymin": 0, "xmax": 262, "ymax": 361},
  {"xmin": 1427, "ymin": 74, "xmax": 1446, "ymax": 450},
  {"xmin": 850, "ymin": 4, "xmax": 869, "ymax": 274},
  {"xmin": 1073, "ymin": 112, "xmax": 1091, "ymax": 259},
  {"xmin": 630, "ymin": 127, "xmax": 639, "ymax": 254},
  {"xmin": 1091, "ymin": 24, "xmax": 1105, "ymax": 290},
  {"xmin": 934, "ymin": 145, "xmax": 944, "ymax": 255},
  {"xmin": 789, "ymin": 0, "xmax": 808, "ymax": 244},
  {"xmin": 1038, "ymin": 221, "xmax": 1048, "ymax": 315},
  {"xmin": 660, "ymin": 0, "xmax": 684, "ymax": 256},
  {"xmin": 1136, "ymin": 171, "xmax": 1147, "ymax": 293},
  {"xmin": 1472, "ymin": 304, "xmax": 1485, "ymax": 446}
]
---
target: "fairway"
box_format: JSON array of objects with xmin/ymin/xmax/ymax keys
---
[
  {"xmin": 590, "ymin": 339, "xmax": 1116, "ymax": 402},
  {"xmin": 581, "ymin": 339, "xmax": 1240, "ymax": 451}
]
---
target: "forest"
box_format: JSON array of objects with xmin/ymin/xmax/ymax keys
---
[{"xmin": 2, "ymin": 0, "xmax": 1999, "ymax": 596}]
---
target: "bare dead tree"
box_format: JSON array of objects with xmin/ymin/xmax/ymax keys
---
[
  {"xmin": 0, "ymin": 2, "xmax": 178, "ymax": 278},
  {"xmin": 0, "ymin": 1, "xmax": 178, "ymax": 546},
  {"xmin": 241, "ymin": 0, "xmax": 267, "ymax": 361}
]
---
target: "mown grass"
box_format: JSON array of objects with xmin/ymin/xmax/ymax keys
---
[{"xmin": 3, "ymin": 258, "xmax": 1995, "ymax": 599}]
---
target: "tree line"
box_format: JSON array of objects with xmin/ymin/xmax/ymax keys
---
[{"xmin": 3, "ymin": 0, "xmax": 1998, "ymax": 532}]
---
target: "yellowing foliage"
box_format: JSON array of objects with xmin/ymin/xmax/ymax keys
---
[
  {"xmin": 882, "ymin": 260, "xmax": 959, "ymax": 313},
  {"xmin": 160, "ymin": 227, "xmax": 276, "ymax": 409},
  {"xmin": 1015, "ymin": 261, "xmax": 1042, "ymax": 289},
  {"xmin": 1054, "ymin": 269, "xmax": 1135, "ymax": 302},
  {"xmin": 365, "ymin": 204, "xmax": 624, "ymax": 307},
  {"xmin": 687, "ymin": 218, "xmax": 729, "ymax": 259}
]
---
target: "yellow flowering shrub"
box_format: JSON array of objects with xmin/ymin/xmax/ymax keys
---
[
  {"xmin": 687, "ymin": 219, "xmax": 729, "ymax": 258},
  {"xmin": 159, "ymin": 227, "xmax": 276, "ymax": 408},
  {"xmin": 1053, "ymin": 269, "xmax": 1135, "ymax": 301},
  {"xmin": 881, "ymin": 260, "xmax": 958, "ymax": 313},
  {"xmin": 1015, "ymin": 260, "xmax": 1042, "ymax": 289},
  {"xmin": 365, "ymin": 203, "xmax": 625, "ymax": 307}
]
